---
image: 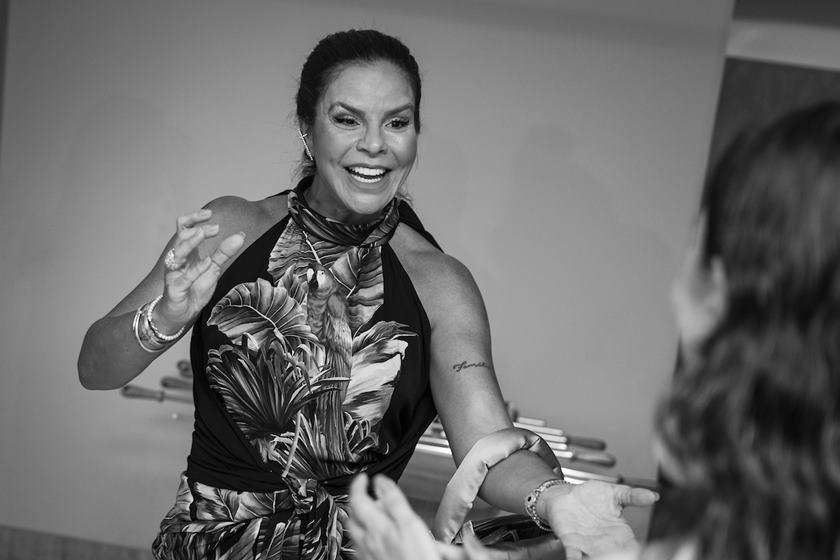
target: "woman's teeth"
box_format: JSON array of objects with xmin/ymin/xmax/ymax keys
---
[{"xmin": 347, "ymin": 166, "xmax": 387, "ymax": 183}]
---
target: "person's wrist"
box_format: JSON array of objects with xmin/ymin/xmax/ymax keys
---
[
  {"xmin": 525, "ymin": 479, "xmax": 571, "ymax": 530},
  {"xmin": 535, "ymin": 480, "xmax": 573, "ymax": 521},
  {"xmin": 148, "ymin": 295, "xmax": 187, "ymax": 339},
  {"xmin": 152, "ymin": 307, "xmax": 184, "ymax": 336}
]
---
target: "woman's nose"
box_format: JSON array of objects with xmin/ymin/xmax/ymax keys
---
[{"xmin": 357, "ymin": 126, "xmax": 386, "ymax": 155}]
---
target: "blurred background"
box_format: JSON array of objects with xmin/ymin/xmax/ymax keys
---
[{"xmin": 0, "ymin": 0, "xmax": 838, "ymax": 557}]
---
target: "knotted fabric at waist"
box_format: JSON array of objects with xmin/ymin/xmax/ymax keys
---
[{"xmin": 153, "ymin": 472, "xmax": 354, "ymax": 560}]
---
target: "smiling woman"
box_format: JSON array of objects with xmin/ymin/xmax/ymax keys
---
[
  {"xmin": 77, "ymin": 28, "xmax": 656, "ymax": 560},
  {"xmin": 301, "ymin": 60, "xmax": 418, "ymax": 222}
]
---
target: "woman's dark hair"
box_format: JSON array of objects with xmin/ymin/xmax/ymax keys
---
[
  {"xmin": 295, "ymin": 29, "xmax": 421, "ymax": 177},
  {"xmin": 655, "ymin": 102, "xmax": 840, "ymax": 559}
]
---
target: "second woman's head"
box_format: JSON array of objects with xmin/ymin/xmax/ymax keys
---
[
  {"xmin": 654, "ymin": 102, "xmax": 840, "ymax": 558},
  {"xmin": 295, "ymin": 29, "xmax": 422, "ymax": 224}
]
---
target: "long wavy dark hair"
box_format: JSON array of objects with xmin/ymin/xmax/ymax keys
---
[{"xmin": 655, "ymin": 102, "xmax": 840, "ymax": 559}]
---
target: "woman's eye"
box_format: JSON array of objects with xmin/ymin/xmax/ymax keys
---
[
  {"xmin": 333, "ymin": 115, "xmax": 358, "ymax": 127},
  {"xmin": 388, "ymin": 118, "xmax": 411, "ymax": 130}
]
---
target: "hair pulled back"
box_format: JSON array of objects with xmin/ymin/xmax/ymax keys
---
[
  {"xmin": 655, "ymin": 102, "xmax": 840, "ymax": 559},
  {"xmin": 296, "ymin": 29, "xmax": 421, "ymax": 129}
]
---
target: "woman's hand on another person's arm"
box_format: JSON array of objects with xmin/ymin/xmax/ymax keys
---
[{"xmin": 78, "ymin": 204, "xmax": 245, "ymax": 390}]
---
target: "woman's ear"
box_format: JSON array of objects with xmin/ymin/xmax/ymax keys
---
[{"xmin": 671, "ymin": 214, "xmax": 728, "ymax": 365}]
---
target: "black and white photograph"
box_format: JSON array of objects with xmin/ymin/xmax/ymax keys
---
[{"xmin": 1, "ymin": 1, "xmax": 838, "ymax": 558}]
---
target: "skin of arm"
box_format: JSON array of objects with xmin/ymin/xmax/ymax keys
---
[
  {"xmin": 77, "ymin": 195, "xmax": 284, "ymax": 390},
  {"xmin": 391, "ymin": 225, "xmax": 568, "ymax": 515}
]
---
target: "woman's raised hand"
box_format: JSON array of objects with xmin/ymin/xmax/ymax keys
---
[{"xmin": 154, "ymin": 209, "xmax": 245, "ymax": 333}]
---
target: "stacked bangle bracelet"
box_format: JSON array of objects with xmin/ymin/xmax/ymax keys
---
[
  {"xmin": 524, "ymin": 478, "xmax": 570, "ymax": 531},
  {"xmin": 133, "ymin": 295, "xmax": 186, "ymax": 353}
]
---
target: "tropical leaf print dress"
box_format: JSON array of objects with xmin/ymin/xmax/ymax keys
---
[{"xmin": 152, "ymin": 179, "xmax": 439, "ymax": 559}]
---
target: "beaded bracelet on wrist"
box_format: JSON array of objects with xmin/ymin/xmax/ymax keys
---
[
  {"xmin": 524, "ymin": 478, "xmax": 570, "ymax": 531},
  {"xmin": 133, "ymin": 296, "xmax": 186, "ymax": 353},
  {"xmin": 146, "ymin": 295, "xmax": 186, "ymax": 342}
]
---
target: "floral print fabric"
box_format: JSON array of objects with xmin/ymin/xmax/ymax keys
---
[{"xmin": 153, "ymin": 184, "xmax": 414, "ymax": 559}]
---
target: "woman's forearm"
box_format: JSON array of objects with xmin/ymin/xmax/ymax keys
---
[
  {"xmin": 478, "ymin": 449, "xmax": 570, "ymax": 515},
  {"xmin": 77, "ymin": 310, "xmax": 170, "ymax": 390}
]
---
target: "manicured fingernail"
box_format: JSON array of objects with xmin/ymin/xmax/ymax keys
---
[
  {"xmin": 199, "ymin": 209, "xmax": 212, "ymax": 217},
  {"xmin": 208, "ymin": 224, "xmax": 220, "ymax": 232}
]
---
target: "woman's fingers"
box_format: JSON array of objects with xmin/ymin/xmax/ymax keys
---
[
  {"xmin": 169, "ymin": 208, "xmax": 218, "ymax": 267},
  {"xmin": 614, "ymin": 485, "xmax": 659, "ymax": 508},
  {"xmin": 175, "ymin": 208, "xmax": 212, "ymax": 233},
  {"xmin": 170, "ymin": 224, "xmax": 220, "ymax": 261},
  {"xmin": 349, "ymin": 474, "xmax": 388, "ymax": 528},
  {"xmin": 348, "ymin": 474, "xmax": 395, "ymax": 558},
  {"xmin": 350, "ymin": 473, "xmax": 444, "ymax": 560},
  {"xmin": 349, "ymin": 474, "xmax": 376, "ymax": 521},
  {"xmin": 372, "ymin": 474, "xmax": 423, "ymax": 525},
  {"xmin": 178, "ymin": 232, "xmax": 246, "ymax": 293},
  {"xmin": 214, "ymin": 231, "xmax": 247, "ymax": 263},
  {"xmin": 170, "ymin": 231, "xmax": 243, "ymax": 281}
]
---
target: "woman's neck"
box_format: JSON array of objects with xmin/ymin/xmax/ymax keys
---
[{"xmin": 305, "ymin": 177, "xmax": 383, "ymax": 226}]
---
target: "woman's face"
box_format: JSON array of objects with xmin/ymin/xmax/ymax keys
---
[{"xmin": 305, "ymin": 60, "xmax": 418, "ymax": 224}]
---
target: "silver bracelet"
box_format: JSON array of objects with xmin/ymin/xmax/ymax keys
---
[
  {"xmin": 524, "ymin": 478, "xmax": 570, "ymax": 531},
  {"xmin": 146, "ymin": 295, "xmax": 186, "ymax": 342},
  {"xmin": 133, "ymin": 303, "xmax": 166, "ymax": 353}
]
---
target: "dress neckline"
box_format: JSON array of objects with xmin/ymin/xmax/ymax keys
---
[{"xmin": 286, "ymin": 176, "xmax": 400, "ymax": 249}]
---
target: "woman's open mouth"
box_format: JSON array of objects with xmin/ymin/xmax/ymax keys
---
[{"xmin": 346, "ymin": 166, "xmax": 389, "ymax": 184}]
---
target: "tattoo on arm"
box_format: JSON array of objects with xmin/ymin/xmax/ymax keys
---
[{"xmin": 452, "ymin": 360, "xmax": 490, "ymax": 373}]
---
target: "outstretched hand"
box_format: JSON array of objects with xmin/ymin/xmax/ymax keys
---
[
  {"xmin": 543, "ymin": 481, "xmax": 658, "ymax": 560},
  {"xmin": 155, "ymin": 209, "xmax": 245, "ymax": 332}
]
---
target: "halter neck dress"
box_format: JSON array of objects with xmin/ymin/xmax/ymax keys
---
[{"xmin": 152, "ymin": 178, "xmax": 439, "ymax": 560}]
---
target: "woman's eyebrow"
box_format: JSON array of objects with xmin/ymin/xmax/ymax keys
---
[{"xmin": 329, "ymin": 102, "xmax": 414, "ymax": 117}]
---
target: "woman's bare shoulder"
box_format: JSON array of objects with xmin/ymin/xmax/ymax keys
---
[
  {"xmin": 391, "ymin": 224, "xmax": 483, "ymax": 323},
  {"xmin": 196, "ymin": 193, "xmax": 287, "ymax": 256},
  {"xmin": 392, "ymin": 224, "xmax": 473, "ymax": 287},
  {"xmin": 203, "ymin": 193, "xmax": 287, "ymax": 238}
]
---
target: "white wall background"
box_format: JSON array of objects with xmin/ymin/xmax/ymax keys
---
[{"xmin": 0, "ymin": 0, "xmax": 732, "ymax": 550}]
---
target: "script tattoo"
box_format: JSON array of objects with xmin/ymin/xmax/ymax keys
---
[{"xmin": 452, "ymin": 360, "xmax": 490, "ymax": 373}]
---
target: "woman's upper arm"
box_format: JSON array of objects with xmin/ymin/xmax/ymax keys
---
[{"xmin": 419, "ymin": 254, "xmax": 513, "ymax": 463}]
